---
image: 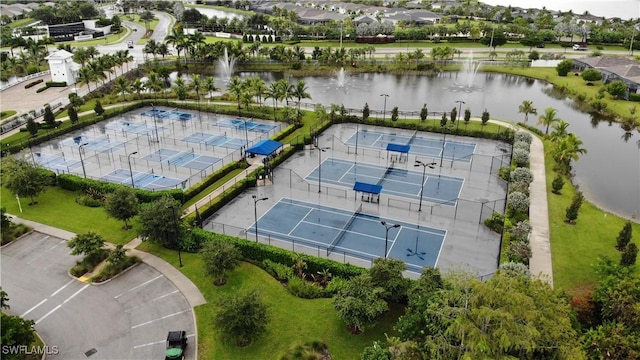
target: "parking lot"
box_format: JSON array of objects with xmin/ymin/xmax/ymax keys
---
[{"xmin": 0, "ymin": 232, "xmax": 195, "ymax": 359}]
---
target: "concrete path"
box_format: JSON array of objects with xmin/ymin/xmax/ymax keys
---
[{"xmin": 6, "ymin": 216, "xmax": 206, "ymax": 307}]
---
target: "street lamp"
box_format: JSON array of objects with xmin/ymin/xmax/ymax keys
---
[
  {"xmin": 380, "ymin": 94, "xmax": 389, "ymax": 122},
  {"xmin": 78, "ymin": 142, "xmax": 89, "ymax": 178},
  {"xmin": 380, "ymin": 221, "xmax": 400, "ymax": 259},
  {"xmin": 252, "ymin": 195, "xmax": 269, "ymax": 242},
  {"xmin": 414, "ymin": 160, "xmax": 437, "ymax": 212},
  {"xmin": 150, "ymin": 103, "xmax": 159, "ymax": 143},
  {"xmin": 167, "ymin": 205, "xmax": 183, "ymax": 267},
  {"xmin": 127, "ymin": 151, "xmax": 138, "ymax": 188},
  {"xmin": 455, "ymin": 100, "xmax": 465, "ymax": 131},
  {"xmin": 314, "ymin": 145, "xmax": 330, "ymax": 193},
  {"xmin": 440, "ymin": 126, "xmax": 452, "ymax": 168}
]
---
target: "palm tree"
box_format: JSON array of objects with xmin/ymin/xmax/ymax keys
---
[
  {"xmin": 226, "ymin": 76, "xmax": 245, "ymax": 112},
  {"xmin": 77, "ymin": 66, "xmax": 95, "ymax": 93},
  {"xmin": 552, "ymin": 133, "xmax": 587, "ymax": 174},
  {"xmin": 173, "ymin": 77, "xmax": 188, "ymax": 100},
  {"xmin": 264, "ymin": 83, "xmax": 279, "ymax": 120},
  {"xmin": 203, "ymin": 76, "xmax": 216, "ymax": 104},
  {"xmin": 130, "ymin": 79, "xmax": 146, "ymax": 99},
  {"xmin": 165, "ymin": 27, "xmax": 186, "ymax": 64},
  {"xmin": 537, "ymin": 107, "xmax": 561, "ymax": 135},
  {"xmin": 114, "ymin": 76, "xmax": 130, "ymax": 98},
  {"xmin": 291, "ymin": 80, "xmax": 311, "ymax": 122},
  {"xmin": 156, "ymin": 43, "xmax": 170, "ymax": 59},
  {"xmin": 550, "ymin": 120, "xmax": 570, "ymax": 142},
  {"xmin": 187, "ymin": 32, "xmax": 206, "ymax": 63},
  {"xmin": 190, "ymin": 74, "xmax": 203, "ymax": 110},
  {"xmin": 144, "ymin": 39, "xmax": 159, "ymax": 61},
  {"xmin": 518, "ymin": 100, "xmax": 537, "ymax": 122},
  {"xmin": 146, "ymin": 71, "xmax": 164, "ymax": 100}
]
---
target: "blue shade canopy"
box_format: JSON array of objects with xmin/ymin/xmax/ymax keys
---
[
  {"xmin": 353, "ymin": 181, "xmax": 382, "ymax": 194},
  {"xmin": 245, "ymin": 140, "xmax": 283, "ymax": 156},
  {"xmin": 386, "ymin": 143, "xmax": 410, "ymax": 153}
]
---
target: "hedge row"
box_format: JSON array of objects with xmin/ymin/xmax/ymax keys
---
[
  {"xmin": 182, "ymin": 160, "xmax": 249, "ymax": 201},
  {"xmin": 183, "ymin": 175, "xmax": 257, "ymax": 226},
  {"xmin": 57, "ymin": 173, "xmax": 185, "ymax": 203},
  {"xmin": 190, "ymin": 228, "xmax": 366, "ymax": 279},
  {"xmin": 272, "ymin": 123, "xmax": 300, "ymax": 142},
  {"xmin": 24, "ymin": 79, "xmax": 43, "ymax": 89}
]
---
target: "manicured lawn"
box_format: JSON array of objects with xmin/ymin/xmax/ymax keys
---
[
  {"xmin": 0, "ymin": 185, "xmax": 138, "ymax": 245},
  {"xmin": 58, "ymin": 30, "xmax": 130, "ymax": 47},
  {"xmin": 182, "ymin": 168, "xmax": 245, "ymax": 208},
  {"xmin": 7, "ymin": 17, "xmax": 36, "ymax": 28},
  {"xmin": 1, "ymin": 110, "xmax": 17, "ymax": 120},
  {"xmin": 137, "ymin": 241, "xmax": 403, "ymax": 359},
  {"xmin": 543, "ymin": 139, "xmax": 640, "ymax": 293}
]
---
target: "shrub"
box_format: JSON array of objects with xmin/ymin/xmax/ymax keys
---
[
  {"xmin": 499, "ymin": 261, "xmax": 531, "ymax": 277},
  {"xmin": 581, "ymin": 69, "xmax": 603, "ymax": 82},
  {"xmin": 510, "ymin": 167, "xmax": 533, "ymax": 184},
  {"xmin": 514, "ymin": 131, "xmax": 532, "ymax": 144},
  {"xmin": 565, "ymin": 191, "xmax": 584, "ymax": 223},
  {"xmin": 262, "ymin": 259, "xmax": 293, "ymax": 281},
  {"xmin": 513, "ymin": 140, "xmax": 530, "ymax": 151},
  {"xmin": 552, "ymin": 174, "xmax": 565, "ymax": 194},
  {"xmin": 36, "ymin": 86, "xmax": 49, "ymax": 93},
  {"xmin": 508, "ymin": 241, "xmax": 532, "ymax": 265},
  {"xmin": 484, "ymin": 212, "xmax": 505, "ymax": 233},
  {"xmin": 508, "ymin": 191, "xmax": 529, "ymax": 214},
  {"xmin": 556, "ymin": 59, "xmax": 573, "ymax": 76},
  {"xmin": 620, "ymin": 242, "xmax": 638, "ymax": 266},
  {"xmin": 287, "ymin": 276, "xmax": 327, "ymax": 299},
  {"xmin": 498, "ymin": 166, "xmax": 512, "ymax": 181},
  {"xmin": 616, "ymin": 222, "xmax": 633, "ymax": 251},
  {"xmin": 510, "ymin": 220, "xmax": 532, "ymax": 243},
  {"xmin": 325, "ymin": 276, "xmax": 348, "ymax": 295},
  {"xmin": 75, "ymin": 195, "xmax": 103, "ymax": 207},
  {"xmin": 24, "ymin": 79, "xmax": 43, "ymax": 89},
  {"xmin": 512, "ymin": 148, "xmax": 530, "ymax": 166},
  {"xmin": 606, "ymin": 81, "xmax": 628, "ymax": 100}
]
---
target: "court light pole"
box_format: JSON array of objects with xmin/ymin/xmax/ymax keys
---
[
  {"xmin": 252, "ymin": 195, "xmax": 269, "ymax": 242},
  {"xmin": 78, "ymin": 142, "xmax": 89, "ymax": 178},
  {"xmin": 380, "ymin": 221, "xmax": 400, "ymax": 260},
  {"xmin": 315, "ymin": 144, "xmax": 330, "ymax": 193},
  {"xmin": 455, "ymin": 100, "xmax": 465, "ymax": 131},
  {"xmin": 151, "ymin": 103, "xmax": 159, "ymax": 143},
  {"xmin": 414, "ymin": 160, "xmax": 437, "ymax": 212},
  {"xmin": 380, "ymin": 93, "xmax": 389, "ymax": 122},
  {"xmin": 127, "ymin": 151, "xmax": 138, "ymax": 188},
  {"xmin": 440, "ymin": 126, "xmax": 452, "ymax": 168},
  {"xmin": 167, "ymin": 205, "xmax": 183, "ymax": 267}
]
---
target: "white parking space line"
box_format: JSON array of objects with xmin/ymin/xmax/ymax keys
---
[
  {"xmin": 21, "ymin": 299, "xmax": 47, "ymax": 317},
  {"xmin": 35, "ymin": 284, "xmax": 90, "ymax": 324},
  {"xmin": 124, "ymin": 290, "xmax": 180, "ymax": 313},
  {"xmin": 133, "ymin": 334, "xmax": 195, "ymax": 349},
  {"xmin": 114, "ymin": 275, "xmax": 163, "ymax": 299},
  {"xmin": 27, "ymin": 240, "xmax": 67, "ymax": 264},
  {"xmin": 131, "ymin": 309, "xmax": 191, "ymax": 329},
  {"xmin": 14, "ymin": 235, "xmax": 49, "ymax": 258},
  {"xmin": 50, "ymin": 279, "xmax": 75, "ymax": 297}
]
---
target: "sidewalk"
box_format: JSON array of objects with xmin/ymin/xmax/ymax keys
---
[{"xmin": 7, "ymin": 216, "xmax": 206, "ymax": 307}]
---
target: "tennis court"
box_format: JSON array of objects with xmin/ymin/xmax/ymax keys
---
[
  {"xmin": 104, "ymin": 120, "xmax": 163, "ymax": 135},
  {"xmin": 60, "ymin": 135, "xmax": 125, "ymax": 153},
  {"xmin": 217, "ymin": 118, "xmax": 278, "ymax": 133},
  {"xmin": 142, "ymin": 148, "xmax": 221, "ymax": 170},
  {"xmin": 182, "ymin": 132, "xmax": 246, "ymax": 150},
  {"xmin": 345, "ymin": 130, "xmax": 476, "ymax": 162},
  {"xmin": 100, "ymin": 168, "xmax": 183, "ymax": 190},
  {"xmin": 306, "ymin": 158, "xmax": 463, "ymax": 206},
  {"xmin": 141, "ymin": 109, "xmax": 194, "ymax": 121},
  {"xmin": 33, "ymin": 152, "xmax": 82, "ymax": 172},
  {"xmin": 250, "ymin": 198, "xmax": 445, "ymax": 270}
]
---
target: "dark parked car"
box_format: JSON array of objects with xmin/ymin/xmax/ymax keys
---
[{"xmin": 165, "ymin": 331, "xmax": 187, "ymax": 360}]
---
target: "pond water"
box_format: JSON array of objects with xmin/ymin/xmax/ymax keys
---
[
  {"xmin": 174, "ymin": 69, "xmax": 640, "ymax": 218},
  {"xmin": 189, "ymin": 6, "xmax": 246, "ymax": 20}
]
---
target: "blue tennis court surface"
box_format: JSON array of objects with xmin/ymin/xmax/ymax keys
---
[
  {"xmin": 105, "ymin": 120, "xmax": 163, "ymax": 135},
  {"xmin": 182, "ymin": 132, "xmax": 246, "ymax": 150},
  {"xmin": 306, "ymin": 158, "xmax": 463, "ymax": 206},
  {"xmin": 142, "ymin": 148, "xmax": 221, "ymax": 170},
  {"xmin": 100, "ymin": 168, "xmax": 183, "ymax": 190},
  {"xmin": 217, "ymin": 118, "xmax": 277, "ymax": 133},
  {"xmin": 60, "ymin": 135, "xmax": 125, "ymax": 152},
  {"xmin": 346, "ymin": 130, "xmax": 476, "ymax": 162},
  {"xmin": 251, "ymin": 198, "xmax": 445, "ymax": 270},
  {"xmin": 33, "ymin": 152, "xmax": 82, "ymax": 172},
  {"xmin": 141, "ymin": 109, "xmax": 194, "ymax": 121}
]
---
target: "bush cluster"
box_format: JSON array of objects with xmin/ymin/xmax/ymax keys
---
[{"xmin": 24, "ymin": 79, "xmax": 43, "ymax": 89}]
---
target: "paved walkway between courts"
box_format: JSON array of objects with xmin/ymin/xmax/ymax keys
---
[
  {"xmin": 6, "ymin": 216, "xmax": 206, "ymax": 308},
  {"xmin": 489, "ymin": 120, "xmax": 553, "ymax": 287}
]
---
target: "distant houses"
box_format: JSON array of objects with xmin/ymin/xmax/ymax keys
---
[{"xmin": 574, "ymin": 56, "xmax": 640, "ymax": 94}]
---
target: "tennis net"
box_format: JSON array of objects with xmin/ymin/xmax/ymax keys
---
[
  {"xmin": 326, "ymin": 203, "xmax": 363, "ymax": 256},
  {"xmin": 408, "ymin": 129, "xmax": 418, "ymax": 144},
  {"xmin": 377, "ymin": 163, "xmax": 395, "ymax": 186},
  {"xmin": 168, "ymin": 151, "xmax": 194, "ymax": 165}
]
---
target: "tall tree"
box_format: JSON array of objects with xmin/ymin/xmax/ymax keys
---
[
  {"xmin": 333, "ymin": 274, "xmax": 388, "ymax": 334},
  {"xmin": 214, "ymin": 290, "xmax": 269, "ymax": 346},
  {"xmin": 201, "ymin": 239, "xmax": 241, "ymax": 285},
  {"xmin": 137, "ymin": 196, "xmax": 182, "ymax": 248},
  {"xmin": 104, "ymin": 187, "xmax": 139, "ymax": 230},
  {"xmin": 291, "ymin": 80, "xmax": 311, "ymax": 121},
  {"xmin": 518, "ymin": 100, "xmax": 537, "ymax": 122},
  {"xmin": 538, "ymin": 107, "xmax": 561, "ymax": 134},
  {"xmin": 67, "ymin": 232, "xmax": 106, "ymax": 262},
  {"xmin": 1, "ymin": 157, "xmax": 48, "ymax": 205}
]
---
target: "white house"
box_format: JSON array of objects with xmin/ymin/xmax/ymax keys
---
[{"xmin": 45, "ymin": 50, "xmax": 80, "ymax": 85}]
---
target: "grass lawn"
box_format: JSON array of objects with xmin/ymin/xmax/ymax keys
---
[
  {"xmin": 7, "ymin": 17, "xmax": 36, "ymax": 28},
  {"xmin": 544, "ymin": 139, "xmax": 640, "ymax": 293},
  {"xmin": 182, "ymin": 168, "xmax": 245, "ymax": 208},
  {"xmin": 137, "ymin": 241, "xmax": 403, "ymax": 359},
  {"xmin": 58, "ymin": 30, "xmax": 130, "ymax": 47},
  {"xmin": 1, "ymin": 110, "xmax": 17, "ymax": 120},
  {"xmin": 0, "ymin": 185, "xmax": 138, "ymax": 245}
]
